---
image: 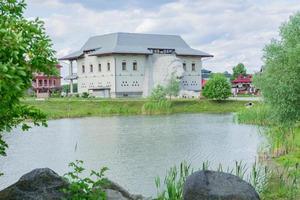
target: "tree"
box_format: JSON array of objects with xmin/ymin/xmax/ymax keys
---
[
  {"xmin": 232, "ymin": 63, "xmax": 247, "ymax": 80},
  {"xmin": 165, "ymin": 73, "xmax": 180, "ymax": 99},
  {"xmin": 150, "ymin": 85, "xmax": 167, "ymax": 101},
  {"xmin": 254, "ymin": 12, "xmax": 300, "ymax": 125},
  {"xmin": 202, "ymin": 73, "xmax": 231, "ymax": 101},
  {"xmin": 0, "ymin": 0, "xmax": 57, "ymax": 157}
]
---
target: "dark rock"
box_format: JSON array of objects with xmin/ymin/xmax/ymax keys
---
[
  {"xmin": 0, "ymin": 168, "xmax": 69, "ymax": 200},
  {"xmin": 183, "ymin": 170, "xmax": 260, "ymax": 200}
]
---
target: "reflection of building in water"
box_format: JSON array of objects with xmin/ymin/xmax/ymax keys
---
[{"xmin": 60, "ymin": 32, "xmax": 212, "ymax": 98}]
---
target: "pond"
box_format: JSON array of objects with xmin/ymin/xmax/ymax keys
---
[{"xmin": 0, "ymin": 113, "xmax": 263, "ymax": 196}]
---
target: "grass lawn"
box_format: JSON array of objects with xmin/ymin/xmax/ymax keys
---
[{"xmin": 22, "ymin": 97, "xmax": 248, "ymax": 119}]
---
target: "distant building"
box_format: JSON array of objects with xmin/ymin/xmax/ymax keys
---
[
  {"xmin": 59, "ymin": 32, "xmax": 213, "ymax": 98},
  {"xmin": 32, "ymin": 65, "xmax": 62, "ymax": 98},
  {"xmin": 231, "ymin": 74, "xmax": 256, "ymax": 94}
]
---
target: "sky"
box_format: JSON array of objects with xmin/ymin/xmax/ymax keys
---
[{"xmin": 25, "ymin": 0, "xmax": 300, "ymax": 77}]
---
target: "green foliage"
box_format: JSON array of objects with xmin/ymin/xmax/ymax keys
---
[
  {"xmin": 232, "ymin": 63, "xmax": 247, "ymax": 80},
  {"xmin": 254, "ymin": 12, "xmax": 300, "ymax": 126},
  {"xmin": 142, "ymin": 100, "xmax": 172, "ymax": 114},
  {"xmin": 155, "ymin": 161, "xmax": 269, "ymax": 200},
  {"xmin": 155, "ymin": 162, "xmax": 192, "ymax": 200},
  {"xmin": 236, "ymin": 104, "xmax": 272, "ymax": 126},
  {"xmin": 0, "ymin": 0, "xmax": 57, "ymax": 157},
  {"xmin": 63, "ymin": 160, "xmax": 109, "ymax": 200},
  {"xmin": 165, "ymin": 73, "xmax": 180, "ymax": 99},
  {"xmin": 81, "ymin": 92, "xmax": 89, "ymax": 98},
  {"xmin": 150, "ymin": 85, "xmax": 167, "ymax": 101},
  {"xmin": 202, "ymin": 73, "xmax": 231, "ymax": 101}
]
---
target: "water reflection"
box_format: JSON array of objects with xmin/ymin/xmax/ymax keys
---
[{"xmin": 0, "ymin": 113, "xmax": 263, "ymax": 196}]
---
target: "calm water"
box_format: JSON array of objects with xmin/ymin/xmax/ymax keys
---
[{"xmin": 0, "ymin": 113, "xmax": 263, "ymax": 196}]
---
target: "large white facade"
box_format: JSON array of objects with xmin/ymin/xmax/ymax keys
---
[{"xmin": 60, "ymin": 32, "xmax": 212, "ymax": 98}]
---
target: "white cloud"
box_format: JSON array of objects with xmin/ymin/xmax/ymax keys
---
[{"xmin": 26, "ymin": 0, "xmax": 300, "ymax": 77}]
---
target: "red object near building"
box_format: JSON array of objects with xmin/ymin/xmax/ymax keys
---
[
  {"xmin": 231, "ymin": 75, "xmax": 256, "ymax": 94},
  {"xmin": 32, "ymin": 65, "xmax": 62, "ymax": 98}
]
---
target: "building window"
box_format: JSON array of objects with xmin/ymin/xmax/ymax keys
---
[
  {"xmin": 192, "ymin": 63, "xmax": 196, "ymax": 71},
  {"xmin": 82, "ymin": 65, "xmax": 85, "ymax": 73},
  {"xmin": 49, "ymin": 80, "xmax": 52, "ymax": 86},
  {"xmin": 39, "ymin": 80, "xmax": 42, "ymax": 86},
  {"xmin": 44, "ymin": 80, "xmax": 47, "ymax": 86},
  {"xmin": 90, "ymin": 64, "xmax": 93, "ymax": 73},
  {"xmin": 183, "ymin": 63, "xmax": 186, "ymax": 71},
  {"xmin": 53, "ymin": 80, "xmax": 56, "ymax": 85},
  {"xmin": 122, "ymin": 62, "xmax": 126, "ymax": 71},
  {"xmin": 98, "ymin": 64, "xmax": 101, "ymax": 72},
  {"xmin": 133, "ymin": 62, "xmax": 137, "ymax": 71},
  {"xmin": 107, "ymin": 63, "xmax": 110, "ymax": 71}
]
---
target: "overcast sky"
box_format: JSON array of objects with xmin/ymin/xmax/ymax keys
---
[{"xmin": 25, "ymin": 0, "xmax": 300, "ymax": 77}]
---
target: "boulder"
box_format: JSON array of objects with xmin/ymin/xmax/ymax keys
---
[
  {"xmin": 183, "ymin": 170, "xmax": 260, "ymax": 200},
  {"xmin": 0, "ymin": 168, "xmax": 150, "ymax": 200},
  {"xmin": 0, "ymin": 168, "xmax": 69, "ymax": 200}
]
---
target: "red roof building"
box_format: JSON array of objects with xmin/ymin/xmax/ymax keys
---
[
  {"xmin": 32, "ymin": 65, "xmax": 62, "ymax": 98},
  {"xmin": 231, "ymin": 75, "xmax": 257, "ymax": 94}
]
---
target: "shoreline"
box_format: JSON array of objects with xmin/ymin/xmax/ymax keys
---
[{"xmin": 22, "ymin": 98, "xmax": 251, "ymax": 120}]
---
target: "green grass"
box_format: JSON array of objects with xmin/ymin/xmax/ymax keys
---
[
  {"xmin": 236, "ymin": 105, "xmax": 300, "ymax": 200},
  {"xmin": 22, "ymin": 98, "xmax": 247, "ymax": 119}
]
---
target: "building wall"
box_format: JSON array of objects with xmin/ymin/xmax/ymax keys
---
[
  {"xmin": 76, "ymin": 53, "xmax": 203, "ymax": 98},
  {"xmin": 179, "ymin": 56, "xmax": 202, "ymax": 92},
  {"xmin": 114, "ymin": 54, "xmax": 146, "ymax": 97},
  {"xmin": 77, "ymin": 54, "xmax": 116, "ymax": 96}
]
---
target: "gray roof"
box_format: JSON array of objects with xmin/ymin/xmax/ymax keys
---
[{"xmin": 59, "ymin": 32, "xmax": 213, "ymax": 60}]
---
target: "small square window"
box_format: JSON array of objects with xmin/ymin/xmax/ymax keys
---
[
  {"xmin": 192, "ymin": 63, "xmax": 196, "ymax": 71},
  {"xmin": 133, "ymin": 62, "xmax": 137, "ymax": 71},
  {"xmin": 122, "ymin": 62, "xmax": 126, "ymax": 71}
]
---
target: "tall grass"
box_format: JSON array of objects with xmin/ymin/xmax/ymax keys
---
[
  {"xmin": 236, "ymin": 104, "xmax": 271, "ymax": 126},
  {"xmin": 155, "ymin": 161, "xmax": 269, "ymax": 200},
  {"xmin": 142, "ymin": 100, "xmax": 172, "ymax": 114}
]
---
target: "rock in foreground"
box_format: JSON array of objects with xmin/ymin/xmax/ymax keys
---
[
  {"xmin": 0, "ymin": 168, "xmax": 68, "ymax": 200},
  {"xmin": 183, "ymin": 170, "xmax": 260, "ymax": 200},
  {"xmin": 0, "ymin": 168, "xmax": 150, "ymax": 200}
]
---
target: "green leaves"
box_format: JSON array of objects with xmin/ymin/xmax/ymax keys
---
[
  {"xmin": 0, "ymin": 0, "xmax": 57, "ymax": 157},
  {"xmin": 202, "ymin": 73, "xmax": 231, "ymax": 101},
  {"xmin": 255, "ymin": 12, "xmax": 300, "ymax": 126},
  {"xmin": 232, "ymin": 63, "xmax": 247, "ymax": 80},
  {"xmin": 63, "ymin": 160, "xmax": 109, "ymax": 200}
]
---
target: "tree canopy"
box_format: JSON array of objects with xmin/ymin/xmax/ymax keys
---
[
  {"xmin": 0, "ymin": 0, "xmax": 57, "ymax": 156},
  {"xmin": 202, "ymin": 73, "xmax": 231, "ymax": 101},
  {"xmin": 232, "ymin": 63, "xmax": 247, "ymax": 80},
  {"xmin": 254, "ymin": 12, "xmax": 300, "ymax": 125}
]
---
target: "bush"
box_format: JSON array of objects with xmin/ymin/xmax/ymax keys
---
[
  {"xmin": 150, "ymin": 85, "xmax": 166, "ymax": 101},
  {"xmin": 63, "ymin": 160, "xmax": 109, "ymax": 200},
  {"xmin": 81, "ymin": 92, "xmax": 89, "ymax": 98},
  {"xmin": 202, "ymin": 73, "xmax": 231, "ymax": 101}
]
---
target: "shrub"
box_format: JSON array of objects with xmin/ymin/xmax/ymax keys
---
[
  {"xmin": 81, "ymin": 92, "xmax": 89, "ymax": 98},
  {"xmin": 150, "ymin": 85, "xmax": 166, "ymax": 101},
  {"xmin": 63, "ymin": 160, "xmax": 109, "ymax": 200},
  {"xmin": 202, "ymin": 73, "xmax": 231, "ymax": 101}
]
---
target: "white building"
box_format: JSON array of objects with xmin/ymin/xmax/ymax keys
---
[{"xmin": 60, "ymin": 32, "xmax": 212, "ymax": 98}]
